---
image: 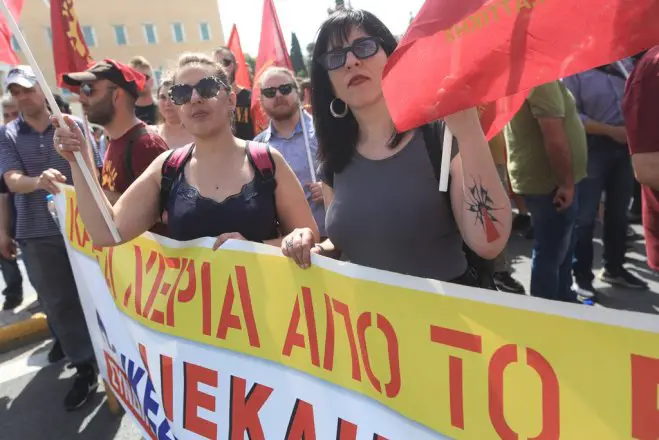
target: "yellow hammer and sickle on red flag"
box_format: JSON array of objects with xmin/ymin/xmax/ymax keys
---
[{"xmin": 62, "ymin": 0, "xmax": 92, "ymax": 61}]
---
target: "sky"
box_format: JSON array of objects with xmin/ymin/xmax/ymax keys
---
[{"xmin": 217, "ymin": 0, "xmax": 427, "ymax": 57}]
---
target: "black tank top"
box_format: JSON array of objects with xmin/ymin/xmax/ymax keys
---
[{"xmin": 164, "ymin": 145, "xmax": 279, "ymax": 242}]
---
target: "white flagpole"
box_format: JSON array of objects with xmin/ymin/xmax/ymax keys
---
[
  {"xmin": 439, "ymin": 127, "xmax": 452, "ymax": 192},
  {"xmin": 298, "ymin": 105, "xmax": 317, "ymax": 182},
  {"xmin": 615, "ymin": 60, "xmax": 630, "ymax": 79},
  {"xmin": 0, "ymin": 0, "xmax": 121, "ymax": 243}
]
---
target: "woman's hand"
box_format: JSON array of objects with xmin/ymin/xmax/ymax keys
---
[
  {"xmin": 281, "ymin": 227, "xmax": 316, "ymax": 269},
  {"xmin": 52, "ymin": 115, "xmax": 86, "ymax": 163},
  {"xmin": 213, "ymin": 232, "xmax": 247, "ymax": 250}
]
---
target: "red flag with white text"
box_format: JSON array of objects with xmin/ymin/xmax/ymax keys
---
[
  {"xmin": 251, "ymin": 0, "xmax": 293, "ymax": 133},
  {"xmin": 51, "ymin": 0, "xmax": 93, "ymax": 90},
  {"xmin": 383, "ymin": 0, "xmax": 659, "ymax": 137},
  {"xmin": 0, "ymin": 0, "xmax": 23, "ymax": 65},
  {"xmin": 227, "ymin": 24, "xmax": 252, "ymax": 90}
]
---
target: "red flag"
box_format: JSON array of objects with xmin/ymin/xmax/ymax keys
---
[
  {"xmin": 227, "ymin": 24, "xmax": 252, "ymax": 90},
  {"xmin": 251, "ymin": 0, "xmax": 293, "ymax": 133},
  {"xmin": 0, "ymin": 0, "xmax": 23, "ymax": 65},
  {"xmin": 51, "ymin": 0, "xmax": 93, "ymax": 90},
  {"xmin": 383, "ymin": 0, "xmax": 659, "ymax": 134}
]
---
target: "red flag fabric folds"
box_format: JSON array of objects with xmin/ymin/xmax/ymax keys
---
[
  {"xmin": 383, "ymin": 0, "xmax": 659, "ymax": 134},
  {"xmin": 0, "ymin": 0, "xmax": 23, "ymax": 65},
  {"xmin": 227, "ymin": 24, "xmax": 252, "ymax": 90},
  {"xmin": 51, "ymin": 0, "xmax": 93, "ymax": 90},
  {"xmin": 251, "ymin": 0, "xmax": 293, "ymax": 133}
]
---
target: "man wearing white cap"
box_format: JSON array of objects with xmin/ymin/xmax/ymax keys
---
[{"xmin": 0, "ymin": 65, "xmax": 102, "ymax": 411}]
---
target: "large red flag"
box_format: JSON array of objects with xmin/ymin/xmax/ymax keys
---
[
  {"xmin": 0, "ymin": 0, "xmax": 23, "ymax": 65},
  {"xmin": 383, "ymin": 0, "xmax": 659, "ymax": 135},
  {"xmin": 51, "ymin": 0, "xmax": 93, "ymax": 90},
  {"xmin": 227, "ymin": 24, "xmax": 252, "ymax": 90},
  {"xmin": 251, "ymin": 0, "xmax": 293, "ymax": 133}
]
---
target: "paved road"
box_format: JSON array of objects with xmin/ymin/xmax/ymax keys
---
[{"xmin": 0, "ymin": 223, "xmax": 656, "ymax": 439}]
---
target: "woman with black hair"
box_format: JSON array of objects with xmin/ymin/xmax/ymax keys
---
[{"xmin": 282, "ymin": 9, "xmax": 512, "ymax": 285}]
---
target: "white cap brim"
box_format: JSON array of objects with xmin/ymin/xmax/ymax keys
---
[{"xmin": 6, "ymin": 76, "xmax": 37, "ymax": 90}]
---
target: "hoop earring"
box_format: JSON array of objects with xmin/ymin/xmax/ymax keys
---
[{"xmin": 330, "ymin": 98, "xmax": 349, "ymax": 118}]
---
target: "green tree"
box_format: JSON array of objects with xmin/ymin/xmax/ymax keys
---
[
  {"xmin": 290, "ymin": 32, "xmax": 308, "ymax": 77},
  {"xmin": 244, "ymin": 53, "xmax": 256, "ymax": 80}
]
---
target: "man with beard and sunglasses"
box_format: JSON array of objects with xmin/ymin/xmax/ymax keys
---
[
  {"xmin": 63, "ymin": 60, "xmax": 168, "ymax": 221},
  {"xmin": 254, "ymin": 67, "xmax": 326, "ymax": 238},
  {"xmin": 214, "ymin": 46, "xmax": 255, "ymax": 140},
  {"xmin": 0, "ymin": 65, "xmax": 102, "ymax": 410}
]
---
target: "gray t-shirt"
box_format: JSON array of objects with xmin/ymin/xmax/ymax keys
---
[{"xmin": 324, "ymin": 129, "xmax": 467, "ymax": 281}]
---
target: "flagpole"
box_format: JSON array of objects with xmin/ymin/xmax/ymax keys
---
[
  {"xmin": 298, "ymin": 105, "xmax": 317, "ymax": 182},
  {"xmin": 0, "ymin": 0, "xmax": 121, "ymax": 243},
  {"xmin": 439, "ymin": 127, "xmax": 452, "ymax": 192}
]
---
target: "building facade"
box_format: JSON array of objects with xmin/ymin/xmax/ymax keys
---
[{"xmin": 8, "ymin": 0, "xmax": 225, "ymax": 93}]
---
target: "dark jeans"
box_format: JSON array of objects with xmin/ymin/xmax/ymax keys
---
[
  {"xmin": 0, "ymin": 255, "xmax": 22, "ymax": 299},
  {"xmin": 573, "ymin": 137, "xmax": 633, "ymax": 285},
  {"xmin": 523, "ymin": 188, "xmax": 579, "ymax": 302},
  {"xmin": 18, "ymin": 235, "xmax": 94, "ymax": 366}
]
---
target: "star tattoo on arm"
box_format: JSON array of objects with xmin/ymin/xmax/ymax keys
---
[{"xmin": 465, "ymin": 177, "xmax": 501, "ymax": 243}]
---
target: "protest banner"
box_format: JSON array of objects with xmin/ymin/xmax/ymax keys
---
[{"xmin": 56, "ymin": 186, "xmax": 659, "ymax": 440}]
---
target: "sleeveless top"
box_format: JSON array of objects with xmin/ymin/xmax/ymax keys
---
[
  {"xmin": 165, "ymin": 145, "xmax": 279, "ymax": 242},
  {"xmin": 324, "ymin": 129, "xmax": 467, "ymax": 281}
]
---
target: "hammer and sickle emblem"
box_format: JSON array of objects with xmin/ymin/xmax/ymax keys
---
[{"xmin": 61, "ymin": 0, "xmax": 92, "ymax": 61}]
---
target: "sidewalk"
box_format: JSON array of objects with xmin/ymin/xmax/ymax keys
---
[{"xmin": 0, "ymin": 259, "xmax": 49, "ymax": 352}]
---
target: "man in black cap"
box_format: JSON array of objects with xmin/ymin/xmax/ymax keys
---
[{"xmin": 63, "ymin": 59, "xmax": 168, "ymax": 218}]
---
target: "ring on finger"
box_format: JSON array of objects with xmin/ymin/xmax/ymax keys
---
[{"xmin": 286, "ymin": 239, "xmax": 294, "ymax": 248}]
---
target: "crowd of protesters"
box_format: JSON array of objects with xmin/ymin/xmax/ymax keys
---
[{"xmin": 0, "ymin": 7, "xmax": 656, "ymax": 412}]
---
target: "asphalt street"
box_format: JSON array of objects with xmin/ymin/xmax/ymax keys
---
[{"xmin": 0, "ymin": 223, "xmax": 656, "ymax": 440}]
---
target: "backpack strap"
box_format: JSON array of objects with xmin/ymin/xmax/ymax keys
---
[
  {"xmin": 246, "ymin": 141, "xmax": 276, "ymax": 187},
  {"xmin": 123, "ymin": 125, "xmax": 151, "ymax": 183},
  {"xmin": 246, "ymin": 141, "xmax": 279, "ymax": 228},
  {"xmin": 159, "ymin": 144, "xmax": 194, "ymax": 218}
]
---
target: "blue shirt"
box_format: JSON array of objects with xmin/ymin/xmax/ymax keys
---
[
  {"xmin": 562, "ymin": 59, "xmax": 633, "ymax": 126},
  {"xmin": 254, "ymin": 111, "xmax": 326, "ymax": 236},
  {"xmin": 0, "ymin": 115, "xmax": 101, "ymax": 240}
]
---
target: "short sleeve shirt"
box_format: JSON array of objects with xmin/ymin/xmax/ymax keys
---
[
  {"xmin": 623, "ymin": 45, "xmax": 659, "ymax": 270},
  {"xmin": 101, "ymin": 122, "xmax": 168, "ymax": 194},
  {"xmin": 0, "ymin": 116, "xmax": 102, "ymax": 239},
  {"xmin": 504, "ymin": 81, "xmax": 588, "ymax": 195}
]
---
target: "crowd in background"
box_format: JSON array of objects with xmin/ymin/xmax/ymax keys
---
[{"xmin": 0, "ymin": 7, "xmax": 657, "ymax": 414}]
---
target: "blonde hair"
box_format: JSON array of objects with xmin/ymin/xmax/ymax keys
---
[
  {"xmin": 258, "ymin": 66, "xmax": 300, "ymax": 90},
  {"xmin": 174, "ymin": 52, "xmax": 230, "ymax": 86},
  {"xmin": 128, "ymin": 55, "xmax": 152, "ymax": 71}
]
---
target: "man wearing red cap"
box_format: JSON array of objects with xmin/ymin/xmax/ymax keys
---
[{"xmin": 63, "ymin": 59, "xmax": 168, "ymax": 213}]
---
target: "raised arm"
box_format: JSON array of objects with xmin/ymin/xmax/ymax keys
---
[
  {"xmin": 448, "ymin": 108, "xmax": 512, "ymax": 260},
  {"xmin": 53, "ymin": 116, "xmax": 164, "ymax": 247}
]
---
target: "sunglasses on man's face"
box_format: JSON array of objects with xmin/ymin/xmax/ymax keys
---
[
  {"xmin": 80, "ymin": 83, "xmax": 118, "ymax": 97},
  {"xmin": 168, "ymin": 77, "xmax": 228, "ymax": 105},
  {"xmin": 261, "ymin": 83, "xmax": 296, "ymax": 99},
  {"xmin": 220, "ymin": 58, "xmax": 234, "ymax": 68},
  {"xmin": 317, "ymin": 37, "xmax": 382, "ymax": 71}
]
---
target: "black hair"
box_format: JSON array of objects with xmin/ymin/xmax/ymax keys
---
[
  {"xmin": 50, "ymin": 94, "xmax": 71, "ymax": 115},
  {"xmin": 311, "ymin": 8, "xmax": 399, "ymax": 177}
]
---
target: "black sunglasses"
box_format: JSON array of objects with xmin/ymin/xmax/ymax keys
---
[
  {"xmin": 317, "ymin": 37, "xmax": 382, "ymax": 71},
  {"xmin": 168, "ymin": 77, "xmax": 228, "ymax": 105},
  {"xmin": 220, "ymin": 58, "xmax": 234, "ymax": 67},
  {"xmin": 80, "ymin": 83, "xmax": 118, "ymax": 97},
  {"xmin": 261, "ymin": 83, "xmax": 296, "ymax": 99}
]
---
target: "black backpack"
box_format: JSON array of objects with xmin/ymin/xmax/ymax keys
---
[{"xmin": 421, "ymin": 121, "xmax": 497, "ymax": 290}]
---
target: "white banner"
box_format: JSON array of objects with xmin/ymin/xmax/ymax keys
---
[{"xmin": 56, "ymin": 187, "xmax": 659, "ymax": 440}]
